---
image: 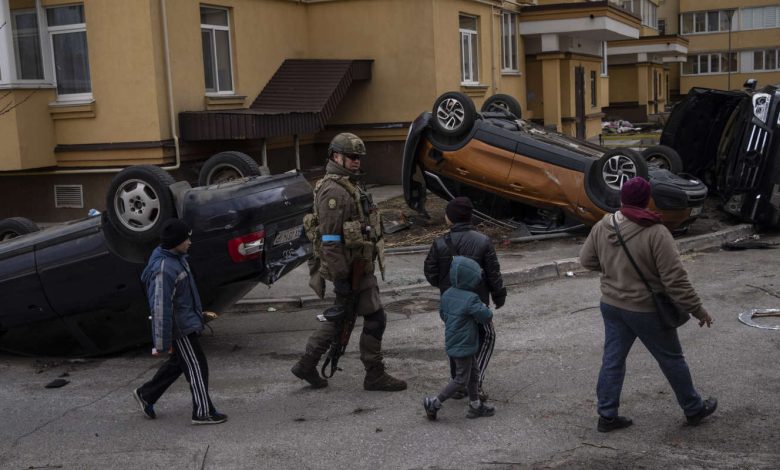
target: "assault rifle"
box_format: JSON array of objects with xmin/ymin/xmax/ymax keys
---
[{"xmin": 320, "ymin": 258, "xmax": 366, "ymax": 378}]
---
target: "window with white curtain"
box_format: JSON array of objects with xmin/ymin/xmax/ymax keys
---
[
  {"xmin": 741, "ymin": 5, "xmax": 780, "ymax": 30},
  {"xmin": 459, "ymin": 15, "xmax": 479, "ymax": 84},
  {"xmin": 46, "ymin": 4, "xmax": 91, "ymax": 100},
  {"xmin": 200, "ymin": 6, "xmax": 234, "ymax": 94},
  {"xmin": 501, "ymin": 12, "xmax": 518, "ymax": 73}
]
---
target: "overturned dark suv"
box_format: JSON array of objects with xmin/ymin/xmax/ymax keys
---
[{"xmin": 661, "ymin": 81, "xmax": 780, "ymax": 226}]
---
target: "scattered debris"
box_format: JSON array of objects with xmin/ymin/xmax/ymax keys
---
[
  {"xmin": 601, "ymin": 119, "xmax": 641, "ymax": 134},
  {"xmin": 267, "ymin": 307, "xmax": 277, "ymax": 312},
  {"xmin": 722, "ymin": 237, "xmax": 778, "ymax": 250},
  {"xmin": 44, "ymin": 378, "xmax": 69, "ymax": 389},
  {"xmin": 375, "ymin": 427, "xmax": 383, "ymax": 433},
  {"xmin": 203, "ymin": 311, "xmax": 219, "ymax": 323},
  {"xmin": 316, "ymin": 314, "xmax": 327, "ymax": 322},
  {"xmin": 738, "ymin": 308, "xmax": 780, "ymax": 330},
  {"xmin": 565, "ymin": 271, "xmax": 575, "ymax": 277},
  {"xmin": 381, "ymin": 209, "xmax": 411, "ymax": 234}
]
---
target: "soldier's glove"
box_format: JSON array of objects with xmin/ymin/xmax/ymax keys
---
[{"xmin": 333, "ymin": 278, "xmax": 352, "ymax": 298}]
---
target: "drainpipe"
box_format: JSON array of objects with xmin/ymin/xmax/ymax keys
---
[
  {"xmin": 1, "ymin": 0, "xmax": 180, "ymax": 176},
  {"xmin": 294, "ymin": 134, "xmax": 300, "ymax": 170}
]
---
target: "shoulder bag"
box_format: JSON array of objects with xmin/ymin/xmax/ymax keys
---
[{"xmin": 611, "ymin": 216, "xmax": 690, "ymax": 329}]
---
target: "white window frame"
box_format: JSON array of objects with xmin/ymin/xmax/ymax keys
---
[
  {"xmin": 200, "ymin": 5, "xmax": 234, "ymax": 95},
  {"xmin": 459, "ymin": 15, "xmax": 479, "ymax": 85},
  {"xmin": 12, "ymin": 8, "xmax": 46, "ymax": 82},
  {"xmin": 752, "ymin": 48, "xmax": 780, "ymax": 71},
  {"xmin": 681, "ymin": 10, "xmax": 738, "ymax": 35},
  {"xmin": 682, "ymin": 52, "xmax": 737, "ymax": 75},
  {"xmin": 46, "ymin": 4, "xmax": 92, "ymax": 102},
  {"xmin": 601, "ymin": 42, "xmax": 608, "ymax": 77},
  {"xmin": 500, "ymin": 12, "xmax": 518, "ymax": 73}
]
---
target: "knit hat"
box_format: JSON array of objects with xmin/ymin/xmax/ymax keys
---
[
  {"xmin": 445, "ymin": 197, "xmax": 474, "ymax": 224},
  {"xmin": 160, "ymin": 219, "xmax": 191, "ymax": 249},
  {"xmin": 620, "ymin": 177, "xmax": 652, "ymax": 208}
]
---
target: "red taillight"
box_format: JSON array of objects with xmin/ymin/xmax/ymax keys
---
[{"xmin": 227, "ymin": 230, "xmax": 265, "ymax": 263}]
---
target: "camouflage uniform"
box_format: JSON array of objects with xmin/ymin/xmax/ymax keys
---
[{"xmin": 292, "ymin": 134, "xmax": 406, "ymax": 391}]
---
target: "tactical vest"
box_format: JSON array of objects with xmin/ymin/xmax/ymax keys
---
[{"xmin": 303, "ymin": 174, "xmax": 386, "ymax": 297}]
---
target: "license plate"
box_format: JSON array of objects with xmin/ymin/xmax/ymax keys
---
[
  {"xmin": 690, "ymin": 206, "xmax": 703, "ymax": 216},
  {"xmin": 273, "ymin": 225, "xmax": 303, "ymax": 246}
]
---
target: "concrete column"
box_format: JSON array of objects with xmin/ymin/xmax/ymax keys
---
[
  {"xmin": 636, "ymin": 63, "xmax": 650, "ymax": 119},
  {"xmin": 0, "ymin": 0, "xmax": 12, "ymax": 83},
  {"xmin": 539, "ymin": 53, "xmax": 564, "ymax": 132}
]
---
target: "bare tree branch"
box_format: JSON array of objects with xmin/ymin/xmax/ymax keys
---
[
  {"xmin": 0, "ymin": 21, "xmax": 6, "ymax": 31},
  {"xmin": 0, "ymin": 91, "xmax": 36, "ymax": 117}
]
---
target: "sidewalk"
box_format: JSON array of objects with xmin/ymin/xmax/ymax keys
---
[{"xmin": 232, "ymin": 183, "xmax": 755, "ymax": 310}]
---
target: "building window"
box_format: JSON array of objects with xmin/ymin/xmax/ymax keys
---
[
  {"xmin": 200, "ymin": 6, "xmax": 233, "ymax": 94},
  {"xmin": 741, "ymin": 6, "xmax": 780, "ymax": 30},
  {"xmin": 681, "ymin": 10, "xmax": 737, "ymax": 34},
  {"xmin": 501, "ymin": 12, "xmax": 518, "ymax": 73},
  {"xmin": 601, "ymin": 42, "xmax": 608, "ymax": 76},
  {"xmin": 657, "ymin": 19, "xmax": 666, "ymax": 35},
  {"xmin": 590, "ymin": 71, "xmax": 597, "ymax": 107},
  {"xmin": 12, "ymin": 9, "xmax": 44, "ymax": 80},
  {"xmin": 459, "ymin": 15, "xmax": 479, "ymax": 84},
  {"xmin": 753, "ymin": 49, "xmax": 780, "ymax": 71},
  {"xmin": 682, "ymin": 52, "xmax": 737, "ymax": 75},
  {"xmin": 616, "ymin": 0, "xmax": 656, "ymax": 28},
  {"xmin": 46, "ymin": 4, "xmax": 91, "ymax": 100}
]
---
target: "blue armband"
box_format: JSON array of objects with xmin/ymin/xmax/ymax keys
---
[{"xmin": 322, "ymin": 234, "xmax": 342, "ymax": 242}]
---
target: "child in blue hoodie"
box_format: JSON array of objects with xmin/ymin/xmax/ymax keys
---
[{"xmin": 423, "ymin": 256, "xmax": 495, "ymax": 420}]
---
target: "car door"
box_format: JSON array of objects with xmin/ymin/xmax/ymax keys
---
[
  {"xmin": 0, "ymin": 244, "xmax": 58, "ymax": 329},
  {"xmin": 440, "ymin": 124, "xmax": 516, "ymax": 192}
]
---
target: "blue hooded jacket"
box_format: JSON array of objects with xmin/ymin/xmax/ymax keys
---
[
  {"xmin": 440, "ymin": 256, "xmax": 493, "ymax": 357},
  {"xmin": 141, "ymin": 246, "xmax": 204, "ymax": 351}
]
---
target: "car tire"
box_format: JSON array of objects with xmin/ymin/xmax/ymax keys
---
[
  {"xmin": 481, "ymin": 94, "xmax": 522, "ymax": 118},
  {"xmin": 596, "ymin": 149, "xmax": 649, "ymax": 193},
  {"xmin": 0, "ymin": 217, "xmax": 40, "ymax": 241},
  {"xmin": 198, "ymin": 151, "xmax": 264, "ymax": 186},
  {"xmin": 106, "ymin": 165, "xmax": 176, "ymax": 243},
  {"xmin": 431, "ymin": 91, "xmax": 476, "ymax": 139},
  {"xmin": 642, "ymin": 145, "xmax": 684, "ymax": 174}
]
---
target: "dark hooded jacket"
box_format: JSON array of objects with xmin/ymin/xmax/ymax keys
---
[
  {"xmin": 439, "ymin": 256, "xmax": 493, "ymax": 357},
  {"xmin": 141, "ymin": 246, "xmax": 205, "ymax": 351},
  {"xmin": 424, "ymin": 222, "xmax": 506, "ymax": 306},
  {"xmin": 579, "ymin": 212, "xmax": 705, "ymax": 319}
]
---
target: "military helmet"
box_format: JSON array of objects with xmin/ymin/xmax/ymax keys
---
[{"xmin": 328, "ymin": 132, "xmax": 366, "ymax": 157}]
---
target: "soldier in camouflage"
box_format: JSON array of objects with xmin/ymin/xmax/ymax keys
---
[{"xmin": 291, "ymin": 133, "xmax": 407, "ymax": 392}]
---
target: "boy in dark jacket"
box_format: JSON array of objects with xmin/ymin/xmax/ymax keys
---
[
  {"xmin": 424, "ymin": 197, "xmax": 506, "ymax": 400},
  {"xmin": 423, "ymin": 256, "xmax": 495, "ymax": 420},
  {"xmin": 132, "ymin": 219, "xmax": 227, "ymax": 425}
]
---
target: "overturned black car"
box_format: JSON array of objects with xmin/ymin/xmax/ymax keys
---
[
  {"xmin": 661, "ymin": 81, "xmax": 780, "ymax": 227},
  {"xmin": 0, "ymin": 154, "xmax": 312, "ymax": 356}
]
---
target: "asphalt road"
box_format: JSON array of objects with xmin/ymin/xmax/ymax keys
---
[{"xmin": 1, "ymin": 240, "xmax": 779, "ymax": 469}]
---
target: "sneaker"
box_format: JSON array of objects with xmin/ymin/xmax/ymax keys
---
[
  {"xmin": 466, "ymin": 402, "xmax": 495, "ymax": 419},
  {"xmin": 597, "ymin": 415, "xmax": 633, "ymax": 433},
  {"xmin": 686, "ymin": 397, "xmax": 718, "ymax": 426},
  {"xmin": 192, "ymin": 411, "xmax": 228, "ymax": 425},
  {"xmin": 132, "ymin": 388, "xmax": 156, "ymax": 419},
  {"xmin": 423, "ymin": 396, "xmax": 439, "ymax": 421}
]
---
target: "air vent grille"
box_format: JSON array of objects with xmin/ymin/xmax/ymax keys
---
[{"xmin": 54, "ymin": 185, "xmax": 84, "ymax": 208}]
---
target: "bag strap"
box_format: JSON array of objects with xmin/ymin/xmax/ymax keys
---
[{"xmin": 611, "ymin": 214, "xmax": 654, "ymax": 294}]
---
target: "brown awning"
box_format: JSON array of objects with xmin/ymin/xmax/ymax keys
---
[{"xmin": 179, "ymin": 59, "xmax": 372, "ymax": 141}]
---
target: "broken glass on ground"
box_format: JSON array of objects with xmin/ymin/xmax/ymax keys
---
[{"xmin": 738, "ymin": 308, "xmax": 780, "ymax": 330}]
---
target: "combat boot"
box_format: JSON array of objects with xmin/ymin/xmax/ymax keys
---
[
  {"xmin": 359, "ymin": 334, "xmax": 407, "ymax": 391},
  {"xmin": 291, "ymin": 360, "xmax": 328, "ymax": 389},
  {"xmin": 291, "ymin": 321, "xmax": 336, "ymax": 389}
]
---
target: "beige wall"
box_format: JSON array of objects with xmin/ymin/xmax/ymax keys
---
[
  {"xmin": 609, "ymin": 65, "xmax": 637, "ymax": 103},
  {"xmin": 0, "ymin": 90, "xmax": 57, "ymax": 170}
]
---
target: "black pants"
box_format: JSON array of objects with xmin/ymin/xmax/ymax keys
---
[
  {"xmin": 449, "ymin": 319, "xmax": 495, "ymax": 387},
  {"xmin": 138, "ymin": 333, "xmax": 216, "ymax": 419},
  {"xmin": 438, "ymin": 355, "xmax": 480, "ymax": 403}
]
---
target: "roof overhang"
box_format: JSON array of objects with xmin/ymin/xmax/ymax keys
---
[
  {"xmin": 519, "ymin": 1, "xmax": 640, "ymax": 44},
  {"xmin": 608, "ymin": 35, "xmax": 689, "ymax": 64},
  {"xmin": 179, "ymin": 59, "xmax": 372, "ymax": 141}
]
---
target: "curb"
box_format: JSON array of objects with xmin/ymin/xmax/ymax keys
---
[{"xmin": 228, "ymin": 224, "xmax": 754, "ymax": 313}]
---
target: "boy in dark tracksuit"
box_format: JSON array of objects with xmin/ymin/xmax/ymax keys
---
[
  {"xmin": 424, "ymin": 197, "xmax": 506, "ymax": 401},
  {"xmin": 423, "ymin": 256, "xmax": 495, "ymax": 420},
  {"xmin": 132, "ymin": 219, "xmax": 227, "ymax": 425}
]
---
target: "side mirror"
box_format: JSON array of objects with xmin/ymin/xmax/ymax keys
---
[{"xmin": 744, "ymin": 79, "xmax": 758, "ymax": 91}]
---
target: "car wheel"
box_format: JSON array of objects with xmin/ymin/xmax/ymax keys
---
[
  {"xmin": 198, "ymin": 151, "xmax": 264, "ymax": 186},
  {"xmin": 106, "ymin": 165, "xmax": 176, "ymax": 243},
  {"xmin": 597, "ymin": 149, "xmax": 649, "ymax": 192},
  {"xmin": 0, "ymin": 217, "xmax": 40, "ymax": 241},
  {"xmin": 642, "ymin": 145, "xmax": 684, "ymax": 174},
  {"xmin": 481, "ymin": 94, "xmax": 522, "ymax": 118},
  {"xmin": 431, "ymin": 91, "xmax": 476, "ymax": 138}
]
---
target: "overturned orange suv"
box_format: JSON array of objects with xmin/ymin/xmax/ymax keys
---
[{"xmin": 402, "ymin": 92, "xmax": 707, "ymax": 233}]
